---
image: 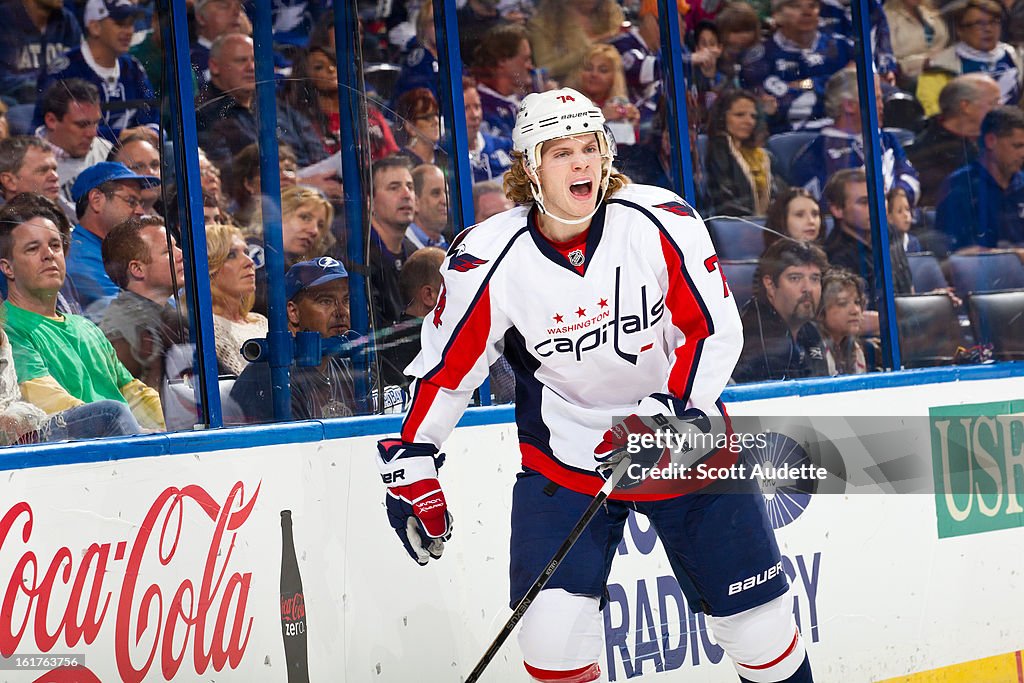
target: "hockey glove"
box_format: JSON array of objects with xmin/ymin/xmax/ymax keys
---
[
  {"xmin": 594, "ymin": 394, "xmax": 712, "ymax": 489},
  {"xmin": 377, "ymin": 439, "xmax": 454, "ymax": 565}
]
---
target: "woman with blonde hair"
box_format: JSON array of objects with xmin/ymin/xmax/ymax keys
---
[
  {"xmin": 570, "ymin": 44, "xmax": 640, "ymax": 145},
  {"xmin": 207, "ymin": 222, "xmax": 267, "ymax": 377},
  {"xmin": 528, "ymin": 0, "xmax": 625, "ymax": 85},
  {"xmin": 245, "ymin": 184, "xmax": 336, "ymax": 316}
]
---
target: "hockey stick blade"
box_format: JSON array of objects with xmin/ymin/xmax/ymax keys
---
[{"xmin": 464, "ymin": 456, "xmax": 633, "ymax": 683}]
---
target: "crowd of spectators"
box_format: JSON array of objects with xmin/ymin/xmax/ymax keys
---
[{"xmin": 2, "ymin": 0, "xmax": 1024, "ymax": 445}]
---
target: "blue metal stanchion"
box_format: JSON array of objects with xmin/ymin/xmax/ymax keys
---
[
  {"xmin": 432, "ymin": 0, "xmax": 490, "ymax": 404},
  {"xmin": 657, "ymin": 0, "xmax": 697, "ymax": 203},
  {"xmin": 334, "ymin": 2, "xmax": 373, "ymax": 412},
  {"xmin": 851, "ymin": 0, "xmax": 902, "ymax": 371},
  {"xmin": 252, "ymin": 1, "xmax": 293, "ymax": 419},
  {"xmin": 162, "ymin": 0, "xmax": 221, "ymax": 428}
]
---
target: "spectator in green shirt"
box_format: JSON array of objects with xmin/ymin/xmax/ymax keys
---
[{"xmin": 0, "ymin": 192, "xmax": 165, "ymax": 430}]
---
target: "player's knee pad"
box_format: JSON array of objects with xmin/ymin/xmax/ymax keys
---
[
  {"xmin": 518, "ymin": 589, "xmax": 603, "ymax": 682},
  {"xmin": 707, "ymin": 594, "xmax": 809, "ymax": 683}
]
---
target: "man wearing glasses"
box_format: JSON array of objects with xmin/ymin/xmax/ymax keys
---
[
  {"xmin": 66, "ymin": 161, "xmax": 159, "ymax": 314},
  {"xmin": 109, "ymin": 132, "xmax": 163, "ymax": 215}
]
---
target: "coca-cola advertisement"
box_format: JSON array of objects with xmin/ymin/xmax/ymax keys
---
[{"xmin": 0, "ymin": 480, "xmax": 260, "ymax": 681}]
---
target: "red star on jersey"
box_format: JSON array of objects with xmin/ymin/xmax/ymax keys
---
[
  {"xmin": 598, "ymin": 298, "xmax": 608, "ymax": 308},
  {"xmin": 553, "ymin": 313, "xmax": 564, "ymax": 323},
  {"xmin": 576, "ymin": 307, "xmax": 587, "ymax": 318}
]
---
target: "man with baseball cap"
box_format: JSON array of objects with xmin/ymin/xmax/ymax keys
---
[
  {"xmin": 34, "ymin": 0, "xmax": 157, "ymax": 143},
  {"xmin": 230, "ymin": 256, "xmax": 360, "ymax": 422},
  {"xmin": 65, "ymin": 161, "xmax": 159, "ymax": 313}
]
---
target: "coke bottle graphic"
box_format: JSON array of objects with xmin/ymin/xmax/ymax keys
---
[{"xmin": 280, "ymin": 510, "xmax": 310, "ymax": 682}]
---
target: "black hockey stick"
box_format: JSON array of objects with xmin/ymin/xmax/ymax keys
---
[{"xmin": 465, "ymin": 456, "xmax": 634, "ymax": 683}]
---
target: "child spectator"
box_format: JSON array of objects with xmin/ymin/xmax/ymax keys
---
[{"xmin": 886, "ymin": 187, "xmax": 922, "ymax": 253}]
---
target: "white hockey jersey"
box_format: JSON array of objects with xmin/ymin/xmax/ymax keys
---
[{"xmin": 400, "ymin": 184, "xmax": 744, "ymax": 500}]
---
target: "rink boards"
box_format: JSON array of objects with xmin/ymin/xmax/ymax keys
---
[{"xmin": 0, "ymin": 373, "xmax": 1023, "ymax": 682}]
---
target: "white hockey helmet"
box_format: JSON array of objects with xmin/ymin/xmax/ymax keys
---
[{"xmin": 511, "ymin": 88, "xmax": 614, "ymax": 223}]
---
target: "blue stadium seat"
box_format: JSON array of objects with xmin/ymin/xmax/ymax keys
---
[
  {"xmin": 363, "ymin": 63, "xmax": 401, "ymax": 104},
  {"xmin": 696, "ymin": 133, "xmax": 708, "ymax": 167},
  {"xmin": 884, "ymin": 127, "xmax": 915, "ymax": 148},
  {"xmin": 967, "ymin": 290, "xmax": 1024, "ymax": 360},
  {"xmin": 708, "ymin": 217, "xmax": 766, "ymax": 260},
  {"xmin": 906, "ymin": 252, "xmax": 949, "ymax": 292},
  {"xmin": 894, "ymin": 294, "xmax": 963, "ymax": 368},
  {"xmin": 766, "ymin": 131, "xmax": 817, "ymax": 185},
  {"xmin": 946, "ymin": 252, "xmax": 1024, "ymax": 298},
  {"xmin": 721, "ymin": 259, "xmax": 759, "ymax": 307}
]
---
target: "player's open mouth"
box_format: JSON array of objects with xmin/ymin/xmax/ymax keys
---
[{"xmin": 569, "ymin": 180, "xmax": 593, "ymax": 198}]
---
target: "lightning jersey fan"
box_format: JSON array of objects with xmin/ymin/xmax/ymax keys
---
[{"xmin": 401, "ymin": 183, "xmax": 743, "ymax": 501}]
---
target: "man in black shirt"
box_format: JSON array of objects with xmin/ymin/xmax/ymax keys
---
[
  {"xmin": 822, "ymin": 168, "xmax": 912, "ymax": 313},
  {"xmin": 231, "ymin": 257, "xmax": 360, "ymax": 422},
  {"xmin": 733, "ymin": 239, "xmax": 829, "ymax": 383}
]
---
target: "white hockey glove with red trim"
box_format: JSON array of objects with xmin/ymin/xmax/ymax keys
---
[{"xmin": 376, "ymin": 439, "xmax": 453, "ymax": 565}]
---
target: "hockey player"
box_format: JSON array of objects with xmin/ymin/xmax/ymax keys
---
[{"xmin": 374, "ymin": 88, "xmax": 814, "ymax": 683}]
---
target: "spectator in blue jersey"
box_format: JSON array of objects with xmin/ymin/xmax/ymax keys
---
[
  {"xmin": 463, "ymin": 76, "xmax": 513, "ymax": 184},
  {"xmin": 35, "ymin": 79, "xmax": 112, "ymax": 209},
  {"xmin": 0, "ymin": 0, "xmax": 81, "ymax": 106},
  {"xmin": 609, "ymin": 0, "xmax": 689, "ymax": 106},
  {"xmin": 740, "ymin": 0, "xmax": 853, "ymax": 134},
  {"xmin": 936, "ymin": 106, "xmax": 1024, "ymax": 258},
  {"xmin": 35, "ymin": 0, "xmax": 157, "ymax": 144},
  {"xmin": 716, "ymin": 1, "xmax": 763, "ymax": 80},
  {"xmin": 733, "ymin": 238, "xmax": 829, "ymax": 383},
  {"xmin": 790, "ymin": 67, "xmax": 921, "ymax": 204},
  {"xmin": 916, "ymin": 0, "xmax": 1023, "ymax": 116},
  {"xmin": 818, "ymin": 0, "xmax": 896, "ymax": 80},
  {"xmin": 390, "ymin": 0, "xmax": 439, "ymax": 109},
  {"xmin": 190, "ymin": 0, "xmax": 245, "ymax": 91},
  {"xmin": 471, "ymin": 23, "xmax": 534, "ymax": 139},
  {"xmin": 67, "ymin": 161, "xmax": 158, "ymax": 313},
  {"xmin": 907, "ymin": 73, "xmax": 1001, "ymax": 206},
  {"xmin": 704, "ymin": 89, "xmax": 780, "ymax": 217},
  {"xmin": 407, "ymin": 164, "xmax": 449, "ymax": 250}
]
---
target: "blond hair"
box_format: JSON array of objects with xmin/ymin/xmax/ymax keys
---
[
  {"xmin": 207, "ymin": 222, "xmax": 256, "ymax": 320},
  {"xmin": 245, "ymin": 184, "xmax": 336, "ymax": 259},
  {"xmin": 570, "ymin": 44, "xmax": 629, "ymax": 104},
  {"xmin": 502, "ymin": 149, "xmax": 628, "ymax": 206}
]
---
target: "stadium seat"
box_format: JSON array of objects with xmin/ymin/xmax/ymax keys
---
[
  {"xmin": 766, "ymin": 131, "xmax": 817, "ymax": 185},
  {"xmin": 363, "ymin": 63, "xmax": 401, "ymax": 103},
  {"xmin": 884, "ymin": 127, "xmax": 915, "ymax": 148},
  {"xmin": 695, "ymin": 133, "xmax": 708, "ymax": 167},
  {"xmin": 720, "ymin": 259, "xmax": 759, "ymax": 306},
  {"xmin": 946, "ymin": 251, "xmax": 1024, "ymax": 298},
  {"xmin": 162, "ymin": 376, "xmax": 244, "ymax": 430},
  {"xmin": 6, "ymin": 104, "xmax": 35, "ymax": 136},
  {"xmin": 883, "ymin": 91, "xmax": 925, "ymax": 133},
  {"xmin": 708, "ymin": 217, "xmax": 766, "ymax": 260},
  {"xmin": 967, "ymin": 290, "xmax": 1024, "ymax": 360},
  {"xmin": 906, "ymin": 252, "xmax": 949, "ymax": 292},
  {"xmin": 894, "ymin": 293, "xmax": 963, "ymax": 368}
]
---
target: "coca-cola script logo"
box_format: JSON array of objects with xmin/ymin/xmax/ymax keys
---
[
  {"xmin": 280, "ymin": 593, "xmax": 305, "ymax": 623},
  {"xmin": 0, "ymin": 480, "xmax": 260, "ymax": 682}
]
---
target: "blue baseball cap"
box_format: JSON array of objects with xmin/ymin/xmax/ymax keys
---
[
  {"xmin": 84, "ymin": 0, "xmax": 143, "ymax": 23},
  {"xmin": 71, "ymin": 161, "xmax": 161, "ymax": 202},
  {"xmin": 285, "ymin": 257, "xmax": 349, "ymax": 301}
]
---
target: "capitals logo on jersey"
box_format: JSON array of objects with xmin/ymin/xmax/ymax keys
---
[
  {"xmin": 448, "ymin": 244, "xmax": 489, "ymax": 272},
  {"xmin": 534, "ymin": 266, "xmax": 664, "ymax": 363}
]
